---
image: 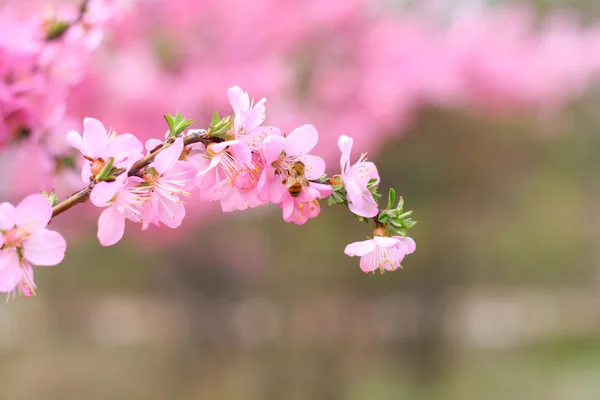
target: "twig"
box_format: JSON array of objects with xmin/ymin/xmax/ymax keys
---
[{"xmin": 51, "ymin": 133, "xmax": 210, "ymax": 219}]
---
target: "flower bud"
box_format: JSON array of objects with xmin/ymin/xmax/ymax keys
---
[
  {"xmin": 91, "ymin": 158, "xmax": 106, "ymax": 176},
  {"xmin": 373, "ymin": 227, "xmax": 387, "ymax": 237}
]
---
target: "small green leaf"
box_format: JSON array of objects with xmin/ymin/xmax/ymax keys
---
[
  {"xmin": 211, "ymin": 111, "xmax": 220, "ymax": 126},
  {"xmin": 164, "ymin": 111, "xmax": 195, "ymax": 138},
  {"xmin": 378, "ymin": 213, "xmax": 389, "ymax": 223},
  {"xmin": 389, "ymin": 218, "xmax": 404, "ymax": 228},
  {"xmin": 387, "ymin": 188, "xmax": 396, "ymax": 210},
  {"xmin": 45, "ymin": 20, "xmax": 70, "ymax": 41},
  {"xmin": 41, "ymin": 190, "xmax": 58, "ymax": 207},
  {"xmin": 397, "ymin": 210, "xmax": 413, "ymax": 219},
  {"xmin": 96, "ymin": 157, "xmax": 115, "ymax": 181},
  {"xmin": 396, "ymin": 196, "xmax": 404, "ymax": 211}
]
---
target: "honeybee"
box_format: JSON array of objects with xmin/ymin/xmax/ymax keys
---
[{"xmin": 282, "ymin": 161, "xmax": 310, "ymax": 197}]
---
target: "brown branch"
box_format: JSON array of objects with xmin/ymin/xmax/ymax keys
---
[{"xmin": 51, "ymin": 132, "xmax": 210, "ymax": 219}]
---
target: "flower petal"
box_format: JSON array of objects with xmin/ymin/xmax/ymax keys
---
[
  {"xmin": 145, "ymin": 138, "xmax": 163, "ymax": 154},
  {"xmin": 338, "ymin": 135, "xmax": 353, "ymax": 173},
  {"xmin": 348, "ymin": 198, "xmax": 379, "ymax": 218},
  {"xmin": 66, "ymin": 130, "xmax": 86, "ymax": 155},
  {"xmin": 154, "ymin": 137, "xmax": 183, "ymax": 173},
  {"xmin": 23, "ymin": 229, "xmax": 66, "ymax": 266},
  {"xmin": 344, "ymin": 176, "xmax": 364, "ymax": 208},
  {"xmin": 97, "ymin": 206, "xmax": 126, "ymax": 246},
  {"xmin": 107, "ymin": 133, "xmax": 143, "ymax": 161},
  {"xmin": 344, "ymin": 239, "xmax": 376, "ymax": 257},
  {"xmin": 228, "ymin": 86, "xmax": 249, "ymax": 116},
  {"xmin": 245, "ymin": 97, "xmax": 266, "ymax": 131},
  {"xmin": 0, "ymin": 203, "xmax": 16, "ymax": 230},
  {"xmin": 16, "ymin": 194, "xmax": 51, "ymax": 232},
  {"xmin": 297, "ymin": 155, "xmax": 325, "ymax": 179},
  {"xmin": 91, "ymin": 180, "xmax": 123, "ymax": 207},
  {"xmin": 392, "ymin": 236, "xmax": 417, "ymax": 255},
  {"xmin": 263, "ymin": 135, "xmax": 286, "ymax": 164},
  {"xmin": 83, "ymin": 117, "xmax": 108, "ymax": 158},
  {"xmin": 373, "ymin": 236, "xmax": 401, "ymax": 248},
  {"xmin": 0, "ymin": 248, "xmax": 22, "ymax": 293},
  {"xmin": 284, "ymin": 124, "xmax": 318, "ymax": 156}
]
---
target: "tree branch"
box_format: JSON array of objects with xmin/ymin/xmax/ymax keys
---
[{"xmin": 51, "ymin": 132, "xmax": 210, "ymax": 219}]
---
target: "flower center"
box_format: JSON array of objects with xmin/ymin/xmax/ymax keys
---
[{"xmin": 4, "ymin": 228, "xmax": 28, "ymax": 247}]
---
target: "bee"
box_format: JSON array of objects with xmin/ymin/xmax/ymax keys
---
[{"xmin": 282, "ymin": 161, "xmax": 309, "ymax": 197}]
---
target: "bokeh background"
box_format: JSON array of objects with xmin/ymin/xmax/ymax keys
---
[{"xmin": 4, "ymin": 0, "xmax": 600, "ymax": 399}]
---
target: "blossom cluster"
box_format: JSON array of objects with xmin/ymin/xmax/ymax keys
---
[
  {"xmin": 0, "ymin": 0, "xmax": 123, "ymax": 197},
  {"xmin": 0, "ymin": 86, "xmax": 416, "ymax": 300}
]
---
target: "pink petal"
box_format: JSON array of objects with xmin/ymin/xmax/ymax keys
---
[
  {"xmin": 348, "ymin": 199, "xmax": 379, "ymax": 218},
  {"xmin": 349, "ymin": 161, "xmax": 379, "ymax": 186},
  {"xmin": 359, "ymin": 253, "xmax": 378, "ymax": 273},
  {"xmin": 154, "ymin": 138, "xmax": 183, "ymax": 173},
  {"xmin": 345, "ymin": 239, "xmax": 377, "ymax": 257},
  {"xmin": 220, "ymin": 188, "xmax": 248, "ymax": 212},
  {"xmin": 309, "ymin": 182, "xmax": 334, "ymax": 199},
  {"xmin": 145, "ymin": 138, "xmax": 163, "ymax": 154},
  {"xmin": 107, "ymin": 133, "xmax": 143, "ymax": 161},
  {"xmin": 263, "ymin": 135, "xmax": 285, "ymax": 164},
  {"xmin": 281, "ymin": 197, "xmax": 295, "ymax": 222},
  {"xmin": 210, "ymin": 139, "xmax": 241, "ymax": 154},
  {"xmin": 81, "ymin": 162, "xmax": 92, "ymax": 183},
  {"xmin": 66, "ymin": 130, "xmax": 86, "ymax": 155},
  {"xmin": 162, "ymin": 161, "xmax": 195, "ymax": 185},
  {"xmin": 345, "ymin": 177, "xmax": 364, "ymax": 208},
  {"xmin": 23, "ymin": 229, "xmax": 66, "ymax": 266},
  {"xmin": 284, "ymin": 124, "xmax": 318, "ymax": 156},
  {"xmin": 156, "ymin": 195, "xmax": 186, "ymax": 228},
  {"xmin": 0, "ymin": 248, "xmax": 22, "ymax": 292},
  {"xmin": 83, "ymin": 117, "xmax": 108, "ymax": 158},
  {"xmin": 338, "ymin": 135, "xmax": 353, "ymax": 173},
  {"xmin": 16, "ymin": 194, "xmax": 51, "ymax": 232},
  {"xmin": 0, "ymin": 203, "xmax": 16, "ymax": 230},
  {"xmin": 297, "ymin": 155, "xmax": 326, "ymax": 179},
  {"xmin": 91, "ymin": 180, "xmax": 123, "ymax": 207},
  {"xmin": 230, "ymin": 142, "xmax": 252, "ymax": 167},
  {"xmin": 97, "ymin": 206, "xmax": 126, "ymax": 246},
  {"xmin": 392, "ymin": 236, "xmax": 417, "ymax": 254},
  {"xmin": 373, "ymin": 236, "xmax": 402, "ymax": 248},
  {"xmin": 245, "ymin": 97, "xmax": 266, "ymax": 131},
  {"xmin": 228, "ymin": 86, "xmax": 249, "ymax": 116},
  {"xmin": 269, "ymin": 180, "xmax": 287, "ymax": 204}
]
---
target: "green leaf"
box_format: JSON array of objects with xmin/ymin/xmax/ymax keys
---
[
  {"xmin": 41, "ymin": 190, "xmax": 58, "ymax": 207},
  {"xmin": 378, "ymin": 213, "xmax": 389, "ymax": 223},
  {"xmin": 209, "ymin": 115, "xmax": 234, "ymax": 137},
  {"xmin": 164, "ymin": 111, "xmax": 195, "ymax": 138},
  {"xmin": 45, "ymin": 20, "xmax": 70, "ymax": 41},
  {"xmin": 389, "ymin": 218, "xmax": 404, "ymax": 228},
  {"xmin": 397, "ymin": 210, "xmax": 413, "ymax": 219},
  {"xmin": 387, "ymin": 188, "xmax": 396, "ymax": 210},
  {"xmin": 96, "ymin": 157, "xmax": 115, "ymax": 181},
  {"xmin": 396, "ymin": 196, "xmax": 404, "ymax": 211},
  {"xmin": 211, "ymin": 111, "xmax": 220, "ymax": 126}
]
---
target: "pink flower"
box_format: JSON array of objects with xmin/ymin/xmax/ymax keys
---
[
  {"xmin": 194, "ymin": 139, "xmax": 264, "ymax": 211},
  {"xmin": 90, "ymin": 175, "xmax": 149, "ymax": 246},
  {"xmin": 269, "ymin": 181, "xmax": 332, "ymax": 225},
  {"xmin": 0, "ymin": 194, "xmax": 67, "ymax": 298},
  {"xmin": 66, "ymin": 117, "xmax": 143, "ymax": 183},
  {"xmin": 228, "ymin": 86, "xmax": 267, "ymax": 149},
  {"xmin": 141, "ymin": 138, "xmax": 195, "ymax": 228},
  {"xmin": 262, "ymin": 124, "xmax": 332, "ymax": 224},
  {"xmin": 344, "ymin": 235, "xmax": 416, "ymax": 273},
  {"xmin": 338, "ymin": 135, "xmax": 380, "ymax": 217}
]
